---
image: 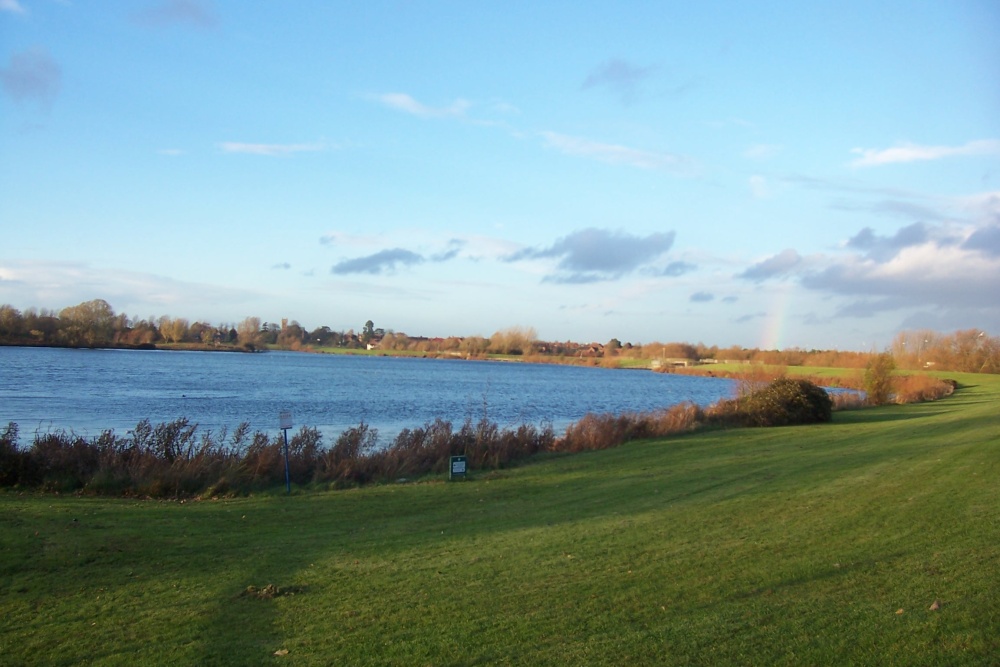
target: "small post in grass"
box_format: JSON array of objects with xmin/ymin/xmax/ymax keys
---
[
  {"xmin": 279, "ymin": 410, "xmax": 293, "ymax": 494},
  {"xmin": 449, "ymin": 455, "xmax": 467, "ymax": 481}
]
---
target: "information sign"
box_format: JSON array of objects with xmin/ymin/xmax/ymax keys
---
[{"xmin": 449, "ymin": 455, "xmax": 468, "ymax": 480}]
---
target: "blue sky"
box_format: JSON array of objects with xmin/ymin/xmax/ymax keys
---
[{"xmin": 1, "ymin": 1, "xmax": 998, "ymax": 350}]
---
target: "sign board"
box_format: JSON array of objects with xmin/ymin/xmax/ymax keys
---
[
  {"xmin": 279, "ymin": 410, "xmax": 293, "ymax": 430},
  {"xmin": 449, "ymin": 455, "xmax": 468, "ymax": 480}
]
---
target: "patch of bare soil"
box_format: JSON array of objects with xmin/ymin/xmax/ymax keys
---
[{"xmin": 241, "ymin": 584, "xmax": 306, "ymax": 599}]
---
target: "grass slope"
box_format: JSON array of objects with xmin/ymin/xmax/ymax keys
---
[{"xmin": 2, "ymin": 374, "xmax": 997, "ymax": 665}]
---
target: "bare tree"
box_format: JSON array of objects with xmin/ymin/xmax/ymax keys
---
[{"xmin": 237, "ymin": 316, "xmax": 262, "ymax": 349}]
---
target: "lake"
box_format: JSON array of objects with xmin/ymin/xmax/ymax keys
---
[{"xmin": 0, "ymin": 347, "xmax": 736, "ymax": 444}]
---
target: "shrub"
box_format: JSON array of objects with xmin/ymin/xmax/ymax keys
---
[
  {"xmin": 30, "ymin": 431, "xmax": 101, "ymax": 491},
  {"xmin": 894, "ymin": 374, "xmax": 955, "ymax": 403},
  {"xmin": 733, "ymin": 365, "xmax": 787, "ymax": 398},
  {"xmin": 315, "ymin": 423, "xmax": 380, "ymax": 486},
  {"xmin": 864, "ymin": 352, "xmax": 896, "ymax": 406},
  {"xmin": 711, "ymin": 378, "xmax": 833, "ymax": 427},
  {"xmin": 830, "ymin": 391, "xmax": 865, "ymax": 411},
  {"xmin": 557, "ymin": 403, "xmax": 704, "ymax": 452},
  {"xmin": 0, "ymin": 422, "xmax": 29, "ymax": 486}
]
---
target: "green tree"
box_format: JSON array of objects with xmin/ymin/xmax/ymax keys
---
[
  {"xmin": 362, "ymin": 320, "xmax": 376, "ymax": 345},
  {"xmin": 864, "ymin": 352, "xmax": 896, "ymax": 406}
]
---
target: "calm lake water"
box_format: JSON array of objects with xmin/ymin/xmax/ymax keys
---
[{"xmin": 0, "ymin": 347, "xmax": 736, "ymax": 444}]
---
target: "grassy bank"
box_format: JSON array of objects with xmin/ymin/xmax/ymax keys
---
[{"xmin": 1, "ymin": 373, "xmax": 997, "ymax": 665}]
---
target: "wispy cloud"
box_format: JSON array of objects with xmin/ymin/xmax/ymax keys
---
[
  {"xmin": 328, "ymin": 238, "xmax": 472, "ymax": 276},
  {"xmin": 829, "ymin": 198, "xmax": 948, "ymax": 222},
  {"xmin": 320, "ymin": 231, "xmax": 517, "ymax": 265},
  {"xmin": 850, "ymin": 139, "xmax": 1000, "ymax": 167},
  {"xmin": 0, "ymin": 259, "xmax": 259, "ymax": 312},
  {"xmin": 431, "ymin": 239, "xmax": 466, "ymax": 262},
  {"xmin": 845, "ymin": 223, "xmax": 941, "ymax": 262},
  {"xmin": 506, "ymin": 228, "xmax": 676, "ymax": 283},
  {"xmin": 133, "ymin": 0, "xmax": 218, "ymax": 29},
  {"xmin": 369, "ymin": 92, "xmax": 470, "ymax": 119},
  {"xmin": 738, "ymin": 249, "xmax": 802, "ymax": 282},
  {"xmin": 218, "ymin": 142, "xmax": 325, "ymax": 156},
  {"xmin": 957, "ymin": 191, "xmax": 1000, "ymax": 220},
  {"xmin": 0, "ymin": 0, "xmax": 26, "ymax": 15},
  {"xmin": 734, "ymin": 311, "xmax": 766, "ymax": 324},
  {"xmin": 318, "ymin": 231, "xmax": 384, "ymax": 248},
  {"xmin": 541, "ymin": 131, "xmax": 691, "ymax": 173},
  {"xmin": 0, "ymin": 48, "xmax": 61, "ymax": 109},
  {"xmin": 660, "ymin": 260, "xmax": 697, "ymax": 277},
  {"xmin": 331, "ymin": 249, "xmax": 424, "ymax": 275},
  {"xmin": 690, "ymin": 291, "xmax": 714, "ymax": 303},
  {"xmin": 582, "ymin": 58, "xmax": 656, "ymax": 104}
]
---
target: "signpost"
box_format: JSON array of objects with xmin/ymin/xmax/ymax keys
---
[
  {"xmin": 279, "ymin": 411, "xmax": 293, "ymax": 494},
  {"xmin": 449, "ymin": 455, "xmax": 467, "ymax": 481}
]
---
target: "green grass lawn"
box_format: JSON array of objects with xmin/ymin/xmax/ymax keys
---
[{"xmin": 2, "ymin": 374, "xmax": 997, "ymax": 665}]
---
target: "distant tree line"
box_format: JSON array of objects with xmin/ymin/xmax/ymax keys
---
[
  {"xmin": 0, "ymin": 300, "xmax": 381, "ymax": 352},
  {"xmin": 0, "ymin": 299, "xmax": 997, "ymax": 373},
  {"xmin": 607, "ymin": 332, "xmax": 999, "ymax": 373},
  {"xmin": 889, "ymin": 329, "xmax": 1000, "ymax": 373}
]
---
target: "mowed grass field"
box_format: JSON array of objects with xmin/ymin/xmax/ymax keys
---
[{"xmin": 1, "ymin": 373, "xmax": 997, "ymax": 666}]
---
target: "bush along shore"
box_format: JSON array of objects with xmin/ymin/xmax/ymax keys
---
[{"xmin": 2, "ymin": 376, "xmax": 951, "ymax": 499}]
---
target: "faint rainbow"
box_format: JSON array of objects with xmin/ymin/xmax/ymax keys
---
[{"xmin": 760, "ymin": 284, "xmax": 793, "ymax": 350}]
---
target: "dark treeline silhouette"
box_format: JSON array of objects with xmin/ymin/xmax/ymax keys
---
[{"xmin": 1, "ymin": 299, "xmax": 997, "ymax": 373}]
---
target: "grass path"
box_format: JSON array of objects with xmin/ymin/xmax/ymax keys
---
[{"xmin": 2, "ymin": 373, "xmax": 997, "ymax": 665}]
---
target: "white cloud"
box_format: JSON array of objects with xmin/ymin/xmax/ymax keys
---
[
  {"xmin": 0, "ymin": 260, "xmax": 261, "ymax": 314},
  {"xmin": 0, "ymin": 0, "xmax": 26, "ymax": 14},
  {"xmin": 370, "ymin": 92, "xmax": 470, "ymax": 118},
  {"xmin": 540, "ymin": 131, "xmax": 692, "ymax": 173},
  {"xmin": 850, "ymin": 139, "xmax": 1000, "ymax": 167},
  {"xmin": 218, "ymin": 142, "xmax": 325, "ymax": 156},
  {"xmin": 804, "ymin": 240, "xmax": 1000, "ymax": 311},
  {"xmin": 955, "ymin": 191, "xmax": 1000, "ymax": 221},
  {"xmin": 319, "ymin": 230, "xmax": 518, "ymax": 266},
  {"xmin": 318, "ymin": 231, "xmax": 385, "ymax": 248}
]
